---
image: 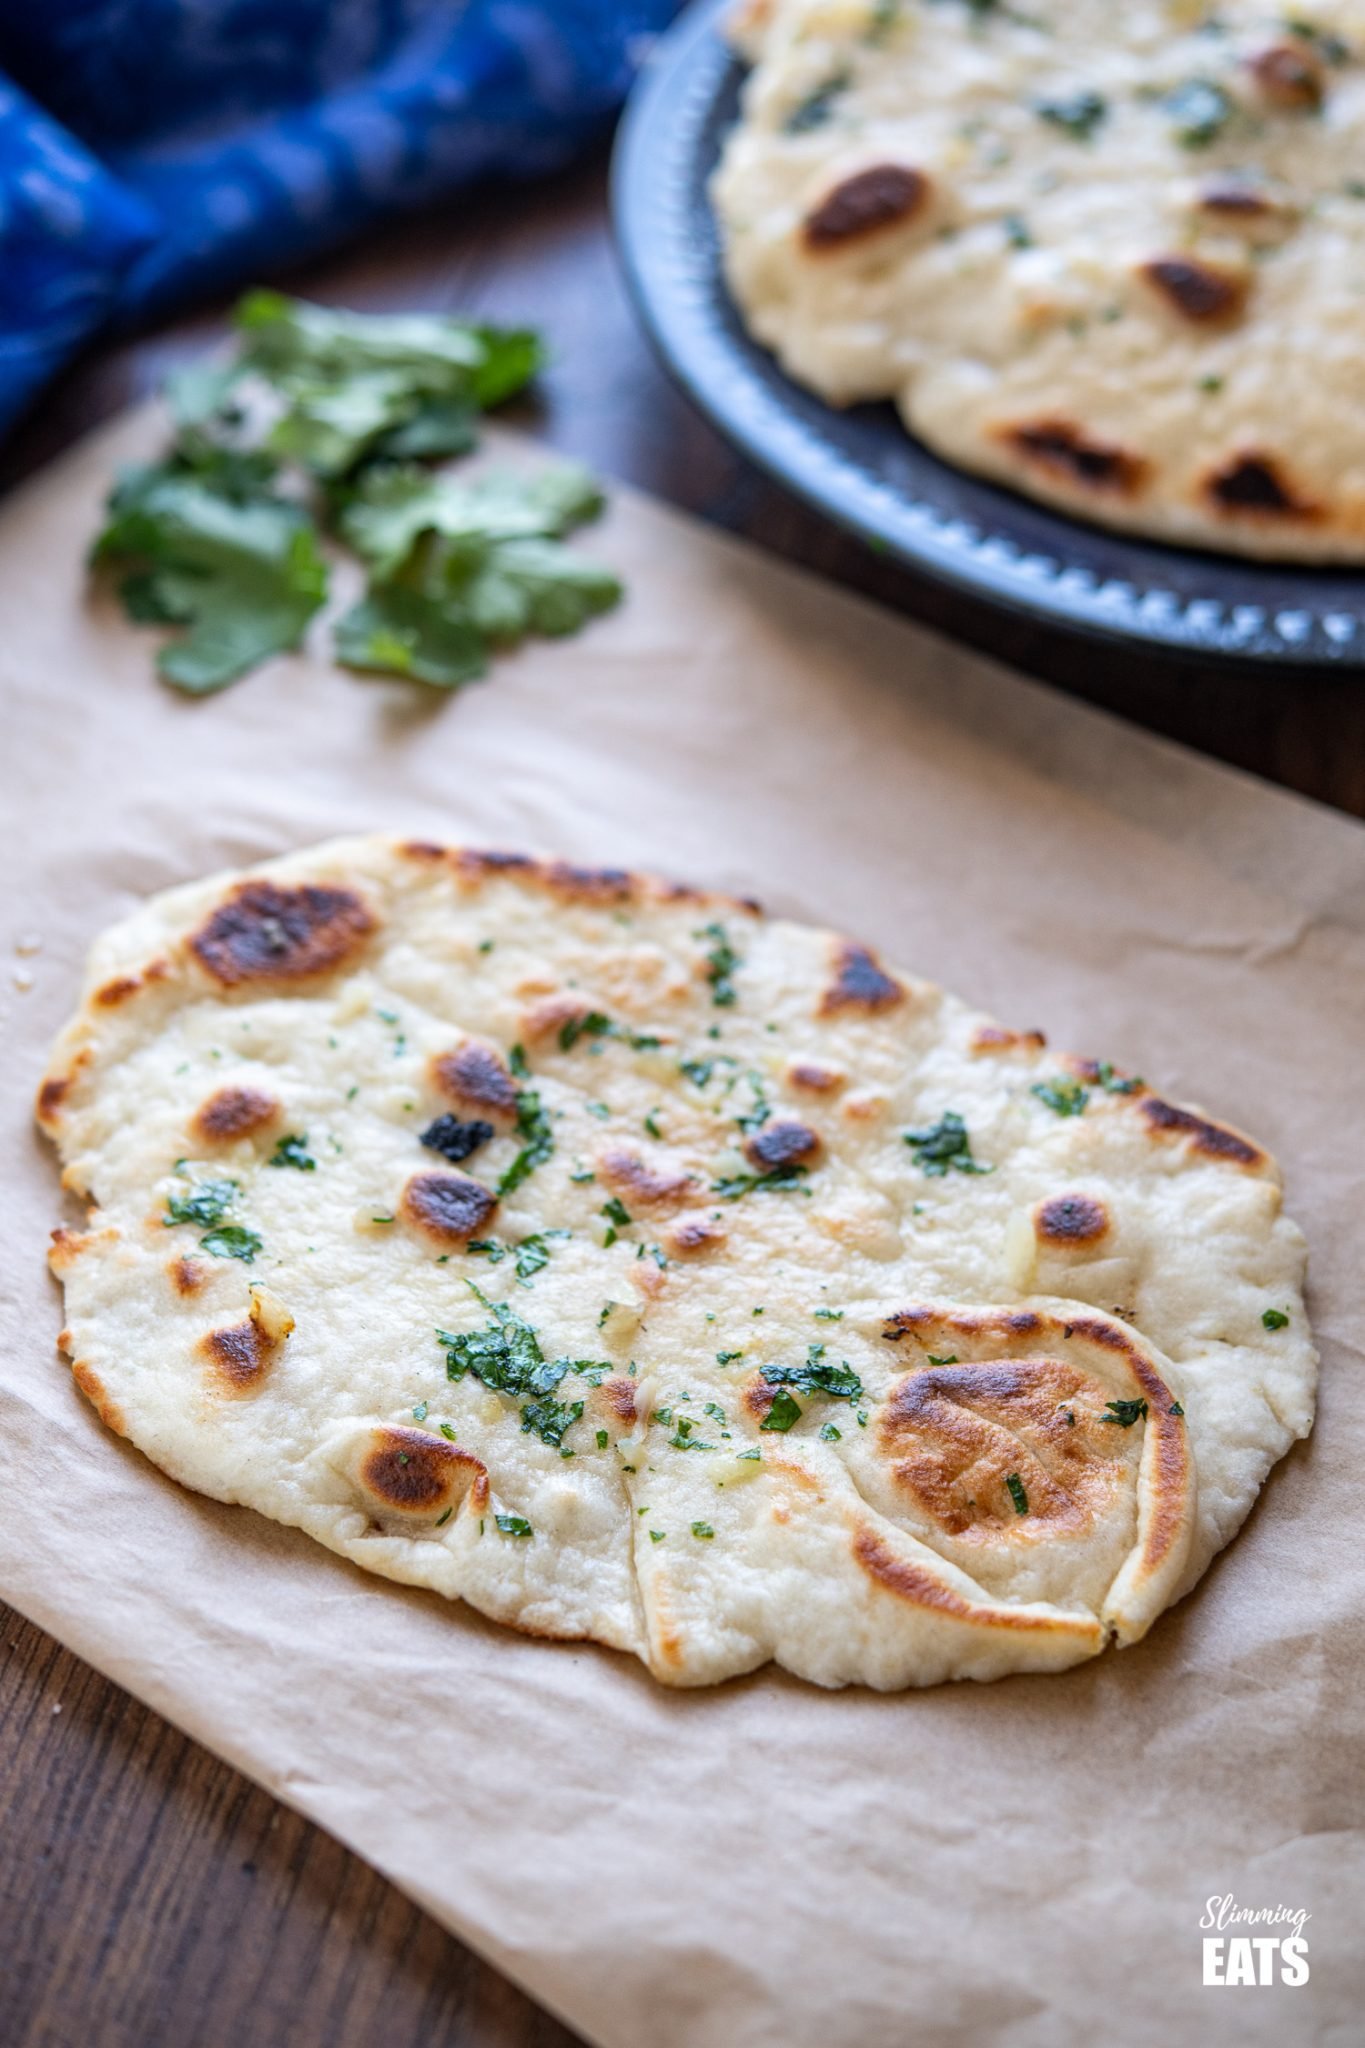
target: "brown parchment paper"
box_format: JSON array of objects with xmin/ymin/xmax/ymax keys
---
[{"xmin": 1, "ymin": 409, "xmax": 1363, "ymax": 2048}]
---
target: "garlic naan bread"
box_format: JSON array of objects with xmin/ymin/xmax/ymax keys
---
[
  {"xmin": 714, "ymin": 0, "xmax": 1365, "ymax": 560},
  {"xmin": 37, "ymin": 837, "xmax": 1314, "ymax": 1688}
]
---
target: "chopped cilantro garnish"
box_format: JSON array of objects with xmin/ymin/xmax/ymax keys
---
[
  {"xmin": 813, "ymin": 1307, "xmax": 843, "ymax": 1321},
  {"xmin": 712, "ymin": 1165, "xmax": 809, "ymax": 1200},
  {"xmin": 497, "ymin": 1085, "xmax": 554, "ymax": 1196},
  {"xmin": 696, "ymin": 922, "xmax": 741, "ymax": 1007},
  {"xmin": 520, "ymin": 1393, "xmax": 584, "ymax": 1449},
  {"xmin": 439, "ymin": 1422, "xmax": 457, "ymax": 1441},
  {"xmin": 412, "ymin": 1401, "xmax": 429, "ymax": 1422},
  {"xmin": 927, "ymin": 1353, "xmax": 958, "ymax": 1367},
  {"xmin": 494, "ymin": 1513, "xmax": 533, "ymax": 1538},
  {"xmin": 680, "ymin": 1058, "xmax": 714, "ymax": 1087},
  {"xmin": 691, "ymin": 1522, "xmax": 715, "ymax": 1539},
  {"xmin": 199, "ymin": 1224, "xmax": 262, "ymax": 1263},
  {"xmin": 1262, "ymin": 1308, "xmax": 1290, "ymax": 1330},
  {"xmin": 716, "ymin": 1350, "xmax": 743, "ymax": 1365},
  {"xmin": 559, "ymin": 1009, "xmax": 612, "ymax": 1051},
  {"xmin": 508, "ymin": 1043, "xmax": 530, "ymax": 1079},
  {"xmin": 596, "ymin": 1429, "xmax": 610, "ymax": 1450},
  {"xmin": 1163, "ymin": 78, "xmax": 1234, "ymax": 148},
  {"xmin": 649, "ymin": 1530, "xmax": 665, "ymax": 1543},
  {"xmin": 1102, "ymin": 1398, "xmax": 1149, "ymax": 1427},
  {"xmin": 644, "ymin": 1110, "xmax": 663, "ymax": 1139},
  {"xmin": 268, "ymin": 1132, "xmax": 316, "ymax": 1171},
  {"xmin": 1031, "ymin": 1078, "xmax": 1089, "ymax": 1117},
  {"xmin": 1095, "ymin": 1061, "xmax": 1142, "ymax": 1095},
  {"xmin": 434, "ymin": 1507, "xmax": 453, "ymax": 1527},
  {"xmin": 1169, "ymin": 1402, "xmax": 1185, "ymax": 1418},
  {"xmin": 818, "ymin": 1422, "xmax": 842, "ymax": 1443},
  {"xmin": 164, "ymin": 1179, "xmax": 238, "ymax": 1228},
  {"xmin": 760, "ymin": 1389, "xmax": 803, "ymax": 1433},
  {"xmin": 1035, "ymin": 88, "xmax": 1107, "ymax": 140},
  {"xmin": 1005, "ymin": 1472, "xmax": 1029, "ymax": 1516},
  {"xmin": 903, "ymin": 1113, "xmax": 990, "ymax": 1176},
  {"xmin": 783, "ymin": 70, "xmax": 850, "ymax": 133},
  {"xmin": 762, "ymin": 1347, "xmax": 863, "ymax": 1403}
]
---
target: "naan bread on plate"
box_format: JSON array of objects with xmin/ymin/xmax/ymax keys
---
[
  {"xmin": 713, "ymin": 0, "xmax": 1365, "ymax": 560},
  {"xmin": 37, "ymin": 836, "xmax": 1314, "ymax": 1689}
]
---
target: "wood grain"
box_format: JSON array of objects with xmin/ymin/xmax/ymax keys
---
[{"xmin": 2, "ymin": 143, "xmax": 1362, "ymax": 2048}]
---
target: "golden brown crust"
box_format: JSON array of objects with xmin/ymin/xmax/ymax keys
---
[
  {"xmin": 192, "ymin": 1084, "xmax": 280, "ymax": 1144},
  {"xmin": 190, "ymin": 881, "xmax": 376, "ymax": 988},
  {"xmin": 71, "ymin": 1361, "xmax": 127, "ymax": 1437},
  {"xmin": 850, "ymin": 1527, "xmax": 1100, "ymax": 1638},
  {"xmin": 878, "ymin": 1358, "xmax": 1129, "ymax": 1542},
  {"xmin": 400, "ymin": 1171, "xmax": 498, "ymax": 1243}
]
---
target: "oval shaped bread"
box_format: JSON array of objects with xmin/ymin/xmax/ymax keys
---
[
  {"xmin": 713, "ymin": 0, "xmax": 1365, "ymax": 561},
  {"xmin": 37, "ymin": 835, "xmax": 1314, "ymax": 1688}
]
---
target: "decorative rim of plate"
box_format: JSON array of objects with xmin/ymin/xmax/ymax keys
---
[{"xmin": 613, "ymin": 0, "xmax": 1365, "ymax": 669}]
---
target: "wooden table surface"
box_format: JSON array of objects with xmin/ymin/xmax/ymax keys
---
[{"xmin": 2, "ymin": 145, "xmax": 1362, "ymax": 2048}]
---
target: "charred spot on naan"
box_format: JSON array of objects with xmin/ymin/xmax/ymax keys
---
[
  {"xmin": 430, "ymin": 1040, "xmax": 519, "ymax": 1121},
  {"xmin": 1205, "ymin": 453, "xmax": 1318, "ymax": 522},
  {"xmin": 971, "ymin": 1024, "xmax": 1047, "ymax": 1057},
  {"xmin": 401, "ymin": 1171, "xmax": 498, "ymax": 1243},
  {"xmin": 598, "ymin": 1146, "xmax": 695, "ymax": 1209},
  {"xmin": 198, "ymin": 1291, "xmax": 293, "ymax": 1397},
  {"xmin": 170, "ymin": 1254, "xmax": 208, "ymax": 1296},
  {"xmin": 743, "ymin": 1119, "xmax": 822, "ymax": 1171},
  {"xmin": 1001, "ymin": 419, "xmax": 1147, "ymax": 496},
  {"xmin": 1034, "ymin": 1193, "xmax": 1111, "ymax": 1248},
  {"xmin": 357, "ymin": 1426, "xmax": 489, "ymax": 1519},
  {"xmin": 1246, "ymin": 38, "xmax": 1326, "ymax": 110},
  {"xmin": 600, "ymin": 1376, "xmax": 639, "ymax": 1427},
  {"xmin": 192, "ymin": 1084, "xmax": 280, "ymax": 1144},
  {"xmin": 190, "ymin": 881, "xmax": 375, "ymax": 989},
  {"xmin": 819, "ymin": 940, "xmax": 905, "ymax": 1016},
  {"xmin": 1139, "ymin": 255, "xmax": 1250, "ymax": 325},
  {"xmin": 665, "ymin": 1215, "xmax": 727, "ymax": 1258},
  {"xmin": 787, "ymin": 1060, "xmax": 844, "ymax": 1094},
  {"xmin": 803, "ymin": 164, "xmax": 931, "ymax": 251},
  {"xmin": 1138, "ymin": 1096, "xmax": 1267, "ymax": 1171}
]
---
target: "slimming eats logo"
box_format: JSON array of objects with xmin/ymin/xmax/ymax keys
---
[{"xmin": 1201, "ymin": 1895, "xmax": 1310, "ymax": 1986}]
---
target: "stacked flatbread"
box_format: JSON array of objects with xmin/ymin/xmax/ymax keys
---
[
  {"xmin": 713, "ymin": 0, "xmax": 1365, "ymax": 559},
  {"xmin": 38, "ymin": 837, "xmax": 1314, "ymax": 1687}
]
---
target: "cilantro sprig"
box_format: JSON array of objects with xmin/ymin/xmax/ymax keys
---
[{"xmin": 93, "ymin": 291, "xmax": 621, "ymax": 696}]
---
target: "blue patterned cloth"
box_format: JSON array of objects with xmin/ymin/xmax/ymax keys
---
[{"xmin": 0, "ymin": 1, "xmax": 678, "ymax": 432}]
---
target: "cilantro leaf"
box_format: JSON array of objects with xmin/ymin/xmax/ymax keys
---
[
  {"xmin": 494, "ymin": 1513, "xmax": 533, "ymax": 1539},
  {"xmin": 234, "ymin": 290, "xmax": 542, "ymax": 477},
  {"xmin": 1102, "ymin": 1398, "xmax": 1149, "ymax": 1428},
  {"xmin": 94, "ymin": 458, "xmax": 328, "ymax": 694},
  {"xmin": 760, "ymin": 1389, "xmax": 803, "ymax": 1433},
  {"xmin": 1032, "ymin": 1078, "xmax": 1089, "ymax": 1117}
]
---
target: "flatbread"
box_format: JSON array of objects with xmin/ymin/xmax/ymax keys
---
[
  {"xmin": 712, "ymin": 0, "xmax": 1365, "ymax": 561},
  {"xmin": 37, "ymin": 835, "xmax": 1314, "ymax": 1688}
]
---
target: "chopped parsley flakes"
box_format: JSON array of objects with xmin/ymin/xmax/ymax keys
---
[
  {"xmin": 1005, "ymin": 1472, "xmax": 1029, "ymax": 1516},
  {"xmin": 1102, "ymin": 1398, "xmax": 1149, "ymax": 1428},
  {"xmin": 762, "ymin": 1345, "xmax": 863, "ymax": 1404},
  {"xmin": 696, "ymin": 922, "xmax": 741, "ymax": 1007}
]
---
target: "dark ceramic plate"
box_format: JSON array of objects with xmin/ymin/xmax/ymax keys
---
[{"xmin": 612, "ymin": 0, "xmax": 1365, "ymax": 667}]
